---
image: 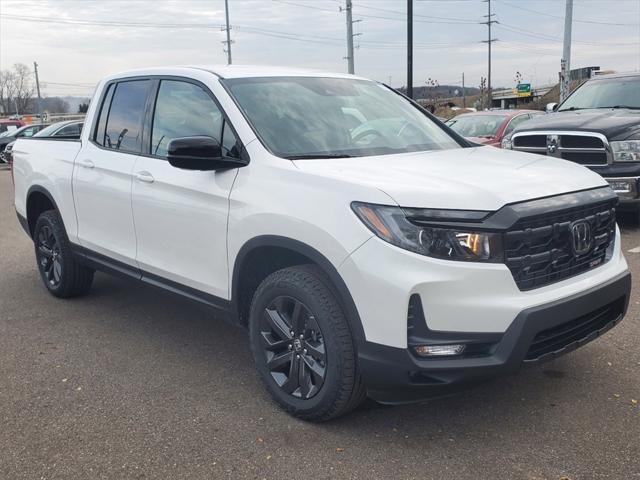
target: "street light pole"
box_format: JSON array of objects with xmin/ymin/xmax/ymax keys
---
[
  {"xmin": 560, "ymin": 0, "xmax": 574, "ymax": 102},
  {"xmin": 224, "ymin": 0, "xmax": 233, "ymax": 65},
  {"xmin": 33, "ymin": 62, "xmax": 43, "ymax": 123},
  {"xmin": 407, "ymin": 0, "xmax": 413, "ymax": 99}
]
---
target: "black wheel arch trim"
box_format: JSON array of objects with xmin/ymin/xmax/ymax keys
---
[
  {"xmin": 231, "ymin": 235, "xmax": 367, "ymax": 346},
  {"xmin": 25, "ymin": 185, "xmax": 65, "ymax": 238}
]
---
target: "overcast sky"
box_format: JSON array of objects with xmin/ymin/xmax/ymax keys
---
[{"xmin": 1, "ymin": 0, "xmax": 639, "ymax": 97}]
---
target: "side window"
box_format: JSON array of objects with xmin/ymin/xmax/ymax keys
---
[
  {"xmin": 151, "ymin": 80, "xmax": 224, "ymax": 158},
  {"xmin": 221, "ymin": 120, "xmax": 240, "ymax": 158},
  {"xmin": 55, "ymin": 123, "xmax": 82, "ymax": 137},
  {"xmin": 104, "ymin": 80, "xmax": 150, "ymax": 153},
  {"xmin": 17, "ymin": 127, "xmax": 35, "ymax": 138},
  {"xmin": 504, "ymin": 115, "xmax": 530, "ymax": 135},
  {"xmin": 93, "ymin": 84, "xmax": 114, "ymax": 147}
]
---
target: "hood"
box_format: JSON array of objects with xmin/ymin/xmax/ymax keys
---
[
  {"xmin": 516, "ymin": 109, "xmax": 640, "ymax": 140},
  {"xmin": 293, "ymin": 146, "xmax": 608, "ymax": 211},
  {"xmin": 467, "ymin": 136, "xmax": 499, "ymax": 146}
]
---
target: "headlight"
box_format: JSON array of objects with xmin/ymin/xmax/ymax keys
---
[
  {"xmin": 501, "ymin": 137, "xmax": 513, "ymax": 149},
  {"xmin": 611, "ymin": 140, "xmax": 640, "ymax": 162},
  {"xmin": 351, "ymin": 202, "xmax": 503, "ymax": 262}
]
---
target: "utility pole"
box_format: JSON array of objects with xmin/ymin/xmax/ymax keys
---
[
  {"xmin": 223, "ymin": 0, "xmax": 233, "ymax": 65},
  {"xmin": 559, "ymin": 0, "xmax": 573, "ymax": 102},
  {"xmin": 481, "ymin": 0, "xmax": 497, "ymax": 110},
  {"xmin": 33, "ymin": 61, "xmax": 43, "ymax": 123},
  {"xmin": 462, "ymin": 72, "xmax": 466, "ymax": 109},
  {"xmin": 407, "ymin": 0, "xmax": 413, "ymax": 99},
  {"xmin": 345, "ymin": 0, "xmax": 354, "ymax": 74},
  {"xmin": 341, "ymin": 1, "xmax": 361, "ymax": 74}
]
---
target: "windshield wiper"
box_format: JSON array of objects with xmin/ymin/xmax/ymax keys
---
[
  {"xmin": 284, "ymin": 153, "xmax": 355, "ymax": 159},
  {"xmin": 557, "ymin": 106, "xmax": 585, "ymax": 112},
  {"xmin": 605, "ymin": 105, "xmax": 640, "ymax": 110}
]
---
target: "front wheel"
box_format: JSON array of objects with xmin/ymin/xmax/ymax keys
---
[
  {"xmin": 34, "ymin": 210, "xmax": 94, "ymax": 298},
  {"xmin": 249, "ymin": 265, "xmax": 366, "ymax": 421}
]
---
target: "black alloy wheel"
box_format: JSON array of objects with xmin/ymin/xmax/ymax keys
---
[
  {"xmin": 260, "ymin": 296, "xmax": 327, "ymax": 399},
  {"xmin": 33, "ymin": 210, "xmax": 94, "ymax": 298},
  {"xmin": 37, "ymin": 224, "xmax": 63, "ymax": 287}
]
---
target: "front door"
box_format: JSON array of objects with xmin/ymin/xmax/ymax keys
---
[{"xmin": 131, "ymin": 79, "xmax": 241, "ymax": 299}]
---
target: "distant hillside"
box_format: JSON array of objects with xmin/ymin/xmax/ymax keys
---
[
  {"xmin": 396, "ymin": 85, "xmax": 480, "ymax": 99},
  {"xmin": 58, "ymin": 96, "xmax": 91, "ymax": 113}
]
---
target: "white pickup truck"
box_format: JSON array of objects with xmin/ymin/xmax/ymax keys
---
[{"xmin": 12, "ymin": 66, "xmax": 631, "ymax": 421}]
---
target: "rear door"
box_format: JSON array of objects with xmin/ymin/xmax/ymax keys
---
[
  {"xmin": 131, "ymin": 78, "xmax": 241, "ymax": 299},
  {"xmin": 73, "ymin": 79, "xmax": 152, "ymax": 265}
]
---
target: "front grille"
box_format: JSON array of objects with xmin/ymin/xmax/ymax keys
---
[
  {"xmin": 560, "ymin": 151, "xmax": 608, "ymax": 165},
  {"xmin": 513, "ymin": 135, "xmax": 546, "ymax": 148},
  {"xmin": 504, "ymin": 198, "xmax": 617, "ymax": 290},
  {"xmin": 524, "ymin": 298, "xmax": 625, "ymax": 362},
  {"xmin": 512, "ymin": 132, "xmax": 609, "ymax": 165}
]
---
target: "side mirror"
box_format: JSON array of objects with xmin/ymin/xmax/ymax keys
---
[
  {"xmin": 167, "ymin": 136, "xmax": 246, "ymax": 171},
  {"xmin": 545, "ymin": 102, "xmax": 558, "ymax": 113}
]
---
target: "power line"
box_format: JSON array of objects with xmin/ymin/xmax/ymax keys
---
[
  {"xmin": 272, "ymin": 0, "xmax": 479, "ymax": 24},
  {"xmin": 496, "ymin": 22, "xmax": 638, "ymax": 46},
  {"xmin": 0, "ymin": 13, "xmax": 469, "ymax": 50},
  {"xmin": 496, "ymin": 0, "xmax": 639, "ymax": 26}
]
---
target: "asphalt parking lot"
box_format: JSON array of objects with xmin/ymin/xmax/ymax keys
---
[{"xmin": 0, "ymin": 168, "xmax": 638, "ymax": 480}]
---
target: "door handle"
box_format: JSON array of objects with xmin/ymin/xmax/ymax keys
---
[
  {"xmin": 79, "ymin": 159, "xmax": 94, "ymax": 169},
  {"xmin": 135, "ymin": 171, "xmax": 155, "ymax": 183}
]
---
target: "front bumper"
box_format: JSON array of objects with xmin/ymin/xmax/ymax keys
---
[
  {"xmin": 358, "ymin": 271, "xmax": 631, "ymax": 404},
  {"xmin": 604, "ymin": 176, "xmax": 640, "ymax": 211}
]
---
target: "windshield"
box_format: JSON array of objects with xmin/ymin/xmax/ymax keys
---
[
  {"xmin": 558, "ymin": 77, "xmax": 640, "ymax": 111},
  {"xmin": 224, "ymin": 76, "xmax": 461, "ymax": 158},
  {"xmin": 445, "ymin": 115, "xmax": 507, "ymax": 138}
]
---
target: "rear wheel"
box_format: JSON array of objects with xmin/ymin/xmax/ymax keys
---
[
  {"xmin": 249, "ymin": 265, "xmax": 366, "ymax": 421},
  {"xmin": 34, "ymin": 210, "xmax": 94, "ymax": 298}
]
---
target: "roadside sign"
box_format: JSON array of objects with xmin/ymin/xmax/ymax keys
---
[{"xmin": 517, "ymin": 83, "xmax": 532, "ymax": 97}]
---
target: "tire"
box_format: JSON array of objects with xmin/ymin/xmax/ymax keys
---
[
  {"xmin": 249, "ymin": 264, "xmax": 366, "ymax": 422},
  {"xmin": 33, "ymin": 210, "xmax": 94, "ymax": 298}
]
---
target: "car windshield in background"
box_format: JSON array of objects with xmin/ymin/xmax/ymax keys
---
[
  {"xmin": 35, "ymin": 122, "xmax": 82, "ymax": 137},
  {"xmin": 223, "ymin": 76, "xmax": 461, "ymax": 159},
  {"xmin": 445, "ymin": 115, "xmax": 507, "ymax": 138},
  {"xmin": 558, "ymin": 77, "xmax": 640, "ymax": 111}
]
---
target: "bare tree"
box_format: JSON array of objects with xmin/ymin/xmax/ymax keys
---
[
  {"xmin": 0, "ymin": 70, "xmax": 17, "ymax": 114},
  {"xmin": 12, "ymin": 63, "xmax": 35, "ymax": 114}
]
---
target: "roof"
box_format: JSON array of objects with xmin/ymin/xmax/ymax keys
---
[
  {"xmin": 105, "ymin": 65, "xmax": 368, "ymax": 81},
  {"xmin": 591, "ymin": 71, "xmax": 640, "ymax": 80},
  {"xmin": 454, "ymin": 109, "xmax": 539, "ymax": 118}
]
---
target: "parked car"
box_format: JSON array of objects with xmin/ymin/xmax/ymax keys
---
[
  {"xmin": 12, "ymin": 66, "xmax": 631, "ymax": 421},
  {"xmin": 0, "ymin": 123, "xmax": 49, "ymax": 162},
  {"xmin": 2, "ymin": 121, "xmax": 85, "ymax": 165},
  {"xmin": 0, "ymin": 119, "xmax": 25, "ymax": 135},
  {"xmin": 0, "ymin": 140, "xmax": 16, "ymax": 165},
  {"xmin": 446, "ymin": 109, "xmax": 542, "ymax": 147},
  {"xmin": 505, "ymin": 72, "xmax": 640, "ymax": 221},
  {"xmin": 34, "ymin": 120, "xmax": 84, "ymax": 139}
]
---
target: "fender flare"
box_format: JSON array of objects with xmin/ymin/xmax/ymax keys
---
[
  {"xmin": 25, "ymin": 184, "xmax": 65, "ymax": 237},
  {"xmin": 231, "ymin": 235, "xmax": 367, "ymax": 346}
]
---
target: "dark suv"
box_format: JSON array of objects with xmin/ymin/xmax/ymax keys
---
[{"xmin": 506, "ymin": 72, "xmax": 640, "ymax": 222}]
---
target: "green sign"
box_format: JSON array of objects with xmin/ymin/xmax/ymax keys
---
[{"xmin": 517, "ymin": 83, "xmax": 531, "ymax": 93}]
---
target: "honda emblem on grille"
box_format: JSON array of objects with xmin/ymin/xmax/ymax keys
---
[
  {"xmin": 571, "ymin": 220, "xmax": 593, "ymax": 256},
  {"xmin": 546, "ymin": 135, "xmax": 559, "ymax": 154}
]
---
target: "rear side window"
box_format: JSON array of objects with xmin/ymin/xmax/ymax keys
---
[
  {"xmin": 103, "ymin": 80, "xmax": 151, "ymax": 153},
  {"xmin": 93, "ymin": 84, "xmax": 114, "ymax": 147},
  {"xmin": 151, "ymin": 80, "xmax": 223, "ymax": 158}
]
